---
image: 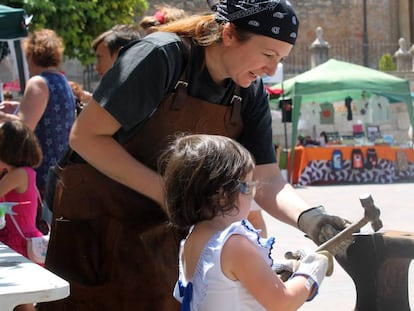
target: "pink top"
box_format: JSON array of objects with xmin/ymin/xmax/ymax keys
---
[{"xmin": 0, "ymin": 167, "xmax": 43, "ymax": 257}]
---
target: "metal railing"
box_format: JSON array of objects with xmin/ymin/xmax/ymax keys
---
[
  {"xmin": 81, "ymin": 40, "xmax": 405, "ymax": 88},
  {"xmin": 283, "ymin": 40, "xmax": 401, "ymax": 75}
]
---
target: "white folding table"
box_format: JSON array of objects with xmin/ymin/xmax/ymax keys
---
[{"xmin": 0, "ymin": 242, "xmax": 70, "ymax": 310}]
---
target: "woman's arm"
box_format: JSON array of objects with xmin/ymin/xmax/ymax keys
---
[
  {"xmin": 253, "ymin": 163, "xmax": 310, "ymax": 227},
  {"xmin": 17, "ymin": 76, "xmax": 49, "ymax": 131},
  {"xmin": 69, "ymin": 99, "xmax": 164, "ymax": 206},
  {"xmin": 253, "ymin": 163, "xmax": 349, "ymax": 245},
  {"xmin": 0, "ymin": 101, "xmax": 20, "ymax": 115},
  {"xmin": 0, "ymin": 76, "xmax": 50, "ymax": 129}
]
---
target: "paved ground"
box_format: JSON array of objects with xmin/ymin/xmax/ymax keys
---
[{"xmin": 263, "ymin": 182, "xmax": 414, "ymax": 311}]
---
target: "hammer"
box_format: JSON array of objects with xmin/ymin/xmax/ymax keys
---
[
  {"xmin": 285, "ymin": 193, "xmax": 383, "ymax": 259},
  {"xmin": 277, "ymin": 193, "xmax": 383, "ymax": 280},
  {"xmin": 314, "ymin": 193, "xmax": 383, "ymax": 255}
]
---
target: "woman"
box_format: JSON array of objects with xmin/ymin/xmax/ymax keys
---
[
  {"xmin": 40, "ymin": 1, "xmax": 347, "ymax": 310},
  {"xmin": 0, "ymin": 29, "xmax": 76, "ymax": 196}
]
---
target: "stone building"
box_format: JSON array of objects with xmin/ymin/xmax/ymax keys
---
[
  {"xmin": 144, "ymin": 0, "xmax": 414, "ymax": 73},
  {"xmin": 65, "ymin": 0, "xmax": 414, "ymax": 87},
  {"xmin": 61, "ymin": 1, "xmax": 413, "ymax": 148},
  {"xmin": 141, "ymin": 1, "xmax": 414, "ymax": 147}
]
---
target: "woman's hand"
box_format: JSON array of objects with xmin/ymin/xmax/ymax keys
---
[{"xmin": 0, "ymin": 101, "xmax": 20, "ymax": 114}]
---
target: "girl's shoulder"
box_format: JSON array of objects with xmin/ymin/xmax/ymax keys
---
[
  {"xmin": 0, "ymin": 167, "xmax": 32, "ymax": 195},
  {"xmin": 19, "ymin": 167, "xmax": 35, "ymax": 176},
  {"xmin": 5, "ymin": 167, "xmax": 32, "ymax": 178},
  {"xmin": 10, "ymin": 167, "xmax": 35, "ymax": 182},
  {"xmin": 221, "ymin": 220, "xmax": 275, "ymax": 261}
]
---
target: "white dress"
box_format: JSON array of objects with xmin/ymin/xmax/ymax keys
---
[{"xmin": 173, "ymin": 219, "xmax": 275, "ymax": 311}]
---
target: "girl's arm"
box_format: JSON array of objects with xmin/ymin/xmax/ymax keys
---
[
  {"xmin": 0, "ymin": 168, "xmax": 28, "ymax": 198},
  {"xmin": 221, "ymin": 234, "xmax": 314, "ymax": 311},
  {"xmin": 69, "ymin": 99, "xmax": 164, "ymax": 206}
]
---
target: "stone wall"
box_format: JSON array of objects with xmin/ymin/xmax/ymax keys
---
[
  {"xmin": 293, "ymin": 0, "xmax": 395, "ymax": 46},
  {"xmin": 146, "ymin": 0, "xmax": 402, "ymax": 69}
]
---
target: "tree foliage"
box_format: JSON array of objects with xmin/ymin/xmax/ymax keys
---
[
  {"xmin": 3, "ymin": 0, "xmax": 148, "ymax": 65},
  {"xmin": 379, "ymin": 53, "xmax": 396, "ymax": 72}
]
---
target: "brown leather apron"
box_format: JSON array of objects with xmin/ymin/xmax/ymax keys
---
[{"xmin": 38, "ymin": 82, "xmax": 244, "ymax": 310}]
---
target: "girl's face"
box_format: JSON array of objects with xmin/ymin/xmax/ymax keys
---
[
  {"xmin": 220, "ymin": 26, "xmax": 293, "ymax": 88},
  {"xmin": 237, "ymin": 171, "xmax": 257, "ymax": 219}
]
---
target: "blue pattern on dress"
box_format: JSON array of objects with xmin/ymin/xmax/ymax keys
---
[{"xmin": 35, "ymin": 71, "xmax": 75, "ymax": 191}]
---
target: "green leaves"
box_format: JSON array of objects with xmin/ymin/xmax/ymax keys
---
[{"xmin": 4, "ymin": 0, "xmax": 148, "ymax": 65}]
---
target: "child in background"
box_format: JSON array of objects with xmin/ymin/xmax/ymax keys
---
[
  {"xmin": 0, "ymin": 120, "xmax": 43, "ymax": 311},
  {"xmin": 159, "ymin": 134, "xmax": 333, "ymax": 311}
]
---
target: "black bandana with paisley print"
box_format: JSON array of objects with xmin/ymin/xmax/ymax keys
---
[{"xmin": 215, "ymin": 0, "xmax": 299, "ymax": 45}]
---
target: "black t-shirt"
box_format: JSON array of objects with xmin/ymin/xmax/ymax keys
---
[{"xmin": 93, "ymin": 32, "xmax": 276, "ymax": 165}]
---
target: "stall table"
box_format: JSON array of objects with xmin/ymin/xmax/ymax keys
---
[
  {"xmin": 0, "ymin": 242, "xmax": 69, "ymax": 310},
  {"xmin": 288, "ymin": 145, "xmax": 414, "ymax": 185}
]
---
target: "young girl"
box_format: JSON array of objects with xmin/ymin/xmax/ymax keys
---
[
  {"xmin": 0, "ymin": 120, "xmax": 43, "ymax": 311},
  {"xmin": 159, "ymin": 134, "xmax": 332, "ymax": 311}
]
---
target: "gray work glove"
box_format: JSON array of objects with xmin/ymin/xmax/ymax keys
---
[
  {"xmin": 291, "ymin": 251, "xmax": 334, "ymax": 301},
  {"xmin": 297, "ymin": 206, "xmax": 350, "ymax": 245},
  {"xmin": 273, "ymin": 249, "xmax": 306, "ymax": 281}
]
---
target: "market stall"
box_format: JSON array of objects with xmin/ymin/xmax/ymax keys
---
[
  {"xmin": 0, "ymin": 4, "xmax": 29, "ymax": 98},
  {"xmin": 271, "ymin": 59, "xmax": 414, "ymax": 183},
  {"xmin": 288, "ymin": 145, "xmax": 414, "ymax": 185}
]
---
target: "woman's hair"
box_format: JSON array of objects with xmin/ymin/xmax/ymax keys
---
[
  {"xmin": 68, "ymin": 81, "xmax": 84, "ymax": 101},
  {"xmin": 159, "ymin": 134, "xmax": 255, "ymax": 229},
  {"xmin": 155, "ymin": 14, "xmax": 253, "ymax": 46},
  {"xmin": 0, "ymin": 120, "xmax": 42, "ymax": 168},
  {"xmin": 23, "ymin": 29, "xmax": 64, "ymax": 68}
]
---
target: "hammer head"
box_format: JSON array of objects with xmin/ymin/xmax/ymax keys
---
[{"xmin": 359, "ymin": 193, "xmax": 383, "ymax": 231}]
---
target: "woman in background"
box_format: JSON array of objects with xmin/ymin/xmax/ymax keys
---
[{"xmin": 0, "ymin": 29, "xmax": 76, "ymax": 196}]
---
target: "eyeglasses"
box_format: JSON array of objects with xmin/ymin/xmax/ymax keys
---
[{"xmin": 239, "ymin": 180, "xmax": 259, "ymax": 196}]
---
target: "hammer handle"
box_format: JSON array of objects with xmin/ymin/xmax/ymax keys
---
[{"xmin": 315, "ymin": 217, "xmax": 368, "ymax": 254}]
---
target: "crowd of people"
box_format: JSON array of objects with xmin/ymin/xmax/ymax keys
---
[{"xmin": 0, "ymin": 1, "xmax": 350, "ymax": 310}]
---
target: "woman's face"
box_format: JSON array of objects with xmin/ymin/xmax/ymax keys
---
[{"xmin": 220, "ymin": 27, "xmax": 293, "ymax": 88}]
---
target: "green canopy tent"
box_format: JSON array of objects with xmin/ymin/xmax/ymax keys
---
[
  {"xmin": 0, "ymin": 4, "xmax": 29, "ymax": 95},
  {"xmin": 272, "ymin": 59, "xmax": 414, "ymax": 182}
]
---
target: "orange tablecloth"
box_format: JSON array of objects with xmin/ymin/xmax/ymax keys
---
[{"xmin": 288, "ymin": 145, "xmax": 414, "ymax": 185}]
